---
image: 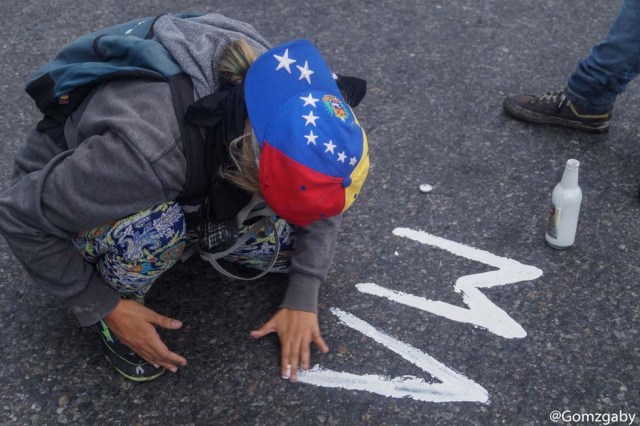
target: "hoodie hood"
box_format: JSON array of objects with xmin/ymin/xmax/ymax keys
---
[{"xmin": 154, "ymin": 13, "xmax": 271, "ymax": 99}]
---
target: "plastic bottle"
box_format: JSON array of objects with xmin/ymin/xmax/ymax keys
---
[{"xmin": 545, "ymin": 159, "xmax": 582, "ymax": 249}]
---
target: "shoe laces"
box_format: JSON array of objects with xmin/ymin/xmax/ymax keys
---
[{"xmin": 532, "ymin": 89, "xmax": 566, "ymax": 105}]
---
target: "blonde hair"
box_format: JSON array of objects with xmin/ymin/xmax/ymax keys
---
[
  {"xmin": 220, "ymin": 123, "xmax": 260, "ymax": 194},
  {"xmin": 218, "ymin": 38, "xmax": 258, "ymax": 84},
  {"xmin": 217, "ymin": 39, "xmax": 261, "ymax": 195}
]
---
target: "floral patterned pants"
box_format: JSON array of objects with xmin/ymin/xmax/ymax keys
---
[{"xmin": 74, "ymin": 202, "xmax": 295, "ymax": 299}]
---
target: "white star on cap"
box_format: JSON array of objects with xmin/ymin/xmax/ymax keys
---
[
  {"xmin": 349, "ymin": 157, "xmax": 357, "ymax": 166},
  {"xmin": 302, "ymin": 111, "xmax": 319, "ymax": 127},
  {"xmin": 274, "ymin": 49, "xmax": 296, "ymax": 74},
  {"xmin": 323, "ymin": 140, "xmax": 336, "ymax": 154},
  {"xmin": 305, "ymin": 130, "xmax": 318, "ymax": 145},
  {"xmin": 337, "ymin": 151, "xmax": 347, "ymax": 163},
  {"xmin": 300, "ymin": 93, "xmax": 319, "ymax": 107},
  {"xmin": 297, "ymin": 61, "xmax": 314, "ymax": 84}
]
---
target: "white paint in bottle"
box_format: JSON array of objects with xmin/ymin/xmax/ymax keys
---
[{"xmin": 545, "ymin": 159, "xmax": 582, "ymax": 249}]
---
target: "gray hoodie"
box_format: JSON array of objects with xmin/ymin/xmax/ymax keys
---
[{"xmin": 0, "ymin": 14, "xmax": 341, "ymax": 326}]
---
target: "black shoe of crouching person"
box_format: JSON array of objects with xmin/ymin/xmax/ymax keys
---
[
  {"xmin": 503, "ymin": 89, "xmax": 611, "ymax": 133},
  {"xmin": 98, "ymin": 320, "xmax": 165, "ymax": 382}
]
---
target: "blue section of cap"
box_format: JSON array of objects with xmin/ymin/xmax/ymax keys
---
[
  {"xmin": 342, "ymin": 177, "xmax": 352, "ymax": 188},
  {"xmin": 263, "ymin": 90, "xmax": 364, "ymax": 178},
  {"xmin": 245, "ymin": 40, "xmax": 346, "ymax": 146}
]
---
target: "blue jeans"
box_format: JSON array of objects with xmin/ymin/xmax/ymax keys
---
[{"xmin": 565, "ymin": 0, "xmax": 640, "ymax": 114}]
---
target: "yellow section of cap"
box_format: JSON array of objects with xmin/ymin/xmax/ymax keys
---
[{"xmin": 343, "ymin": 126, "xmax": 369, "ymax": 212}]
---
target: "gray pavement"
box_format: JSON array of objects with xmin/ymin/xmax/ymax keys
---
[{"xmin": 1, "ymin": 0, "xmax": 639, "ymax": 425}]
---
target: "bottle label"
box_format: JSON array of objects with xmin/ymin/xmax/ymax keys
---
[{"xmin": 546, "ymin": 204, "xmax": 561, "ymax": 239}]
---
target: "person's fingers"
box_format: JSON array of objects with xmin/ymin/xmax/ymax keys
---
[
  {"xmin": 156, "ymin": 350, "xmax": 187, "ymax": 371},
  {"xmin": 300, "ymin": 338, "xmax": 311, "ymax": 371},
  {"xmin": 149, "ymin": 336, "xmax": 187, "ymax": 367},
  {"xmin": 127, "ymin": 325, "xmax": 185, "ymax": 371},
  {"xmin": 141, "ymin": 347, "xmax": 185, "ymax": 372},
  {"xmin": 147, "ymin": 310, "xmax": 182, "ymax": 330},
  {"xmin": 288, "ymin": 338, "xmax": 302, "ymax": 383},
  {"xmin": 106, "ymin": 302, "xmax": 187, "ymax": 372},
  {"xmin": 250, "ymin": 321, "xmax": 277, "ymax": 339},
  {"xmin": 135, "ymin": 347, "xmax": 172, "ymax": 370},
  {"xmin": 154, "ymin": 358, "xmax": 182, "ymax": 372},
  {"xmin": 313, "ymin": 332, "xmax": 330, "ymax": 353},
  {"xmin": 280, "ymin": 339, "xmax": 292, "ymax": 379}
]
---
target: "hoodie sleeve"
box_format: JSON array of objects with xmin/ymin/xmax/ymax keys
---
[
  {"xmin": 0, "ymin": 80, "xmax": 186, "ymax": 326},
  {"xmin": 280, "ymin": 214, "xmax": 342, "ymax": 313}
]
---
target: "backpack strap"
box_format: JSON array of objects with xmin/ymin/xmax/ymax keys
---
[
  {"xmin": 200, "ymin": 215, "xmax": 281, "ymax": 281},
  {"xmin": 180, "ymin": 194, "xmax": 282, "ymax": 280},
  {"xmin": 167, "ymin": 74, "xmax": 208, "ymax": 202}
]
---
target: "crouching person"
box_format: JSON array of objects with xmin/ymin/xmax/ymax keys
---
[{"xmin": 0, "ymin": 13, "xmax": 369, "ymax": 382}]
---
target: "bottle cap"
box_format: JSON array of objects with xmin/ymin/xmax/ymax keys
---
[{"xmin": 566, "ymin": 159, "xmax": 580, "ymax": 169}]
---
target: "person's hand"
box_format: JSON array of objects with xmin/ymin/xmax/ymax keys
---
[
  {"xmin": 104, "ymin": 299, "xmax": 187, "ymax": 372},
  {"xmin": 250, "ymin": 308, "xmax": 329, "ymax": 382}
]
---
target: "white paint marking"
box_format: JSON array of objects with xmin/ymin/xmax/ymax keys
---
[
  {"xmin": 299, "ymin": 308, "xmax": 489, "ymax": 403},
  {"xmin": 299, "ymin": 229, "xmax": 542, "ymax": 403},
  {"xmin": 356, "ymin": 228, "xmax": 543, "ymax": 338}
]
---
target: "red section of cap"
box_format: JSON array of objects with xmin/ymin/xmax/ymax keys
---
[{"xmin": 260, "ymin": 142, "xmax": 345, "ymax": 226}]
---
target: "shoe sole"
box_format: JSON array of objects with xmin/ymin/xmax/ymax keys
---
[
  {"xmin": 109, "ymin": 359, "xmax": 166, "ymax": 382},
  {"xmin": 503, "ymin": 98, "xmax": 610, "ymax": 133}
]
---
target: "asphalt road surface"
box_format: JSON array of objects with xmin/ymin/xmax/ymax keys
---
[{"xmin": 1, "ymin": 0, "xmax": 638, "ymax": 425}]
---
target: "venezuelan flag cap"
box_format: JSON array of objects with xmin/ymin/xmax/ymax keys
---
[{"xmin": 244, "ymin": 40, "xmax": 369, "ymax": 227}]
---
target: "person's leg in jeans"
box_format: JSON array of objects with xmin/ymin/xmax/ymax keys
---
[
  {"xmin": 74, "ymin": 201, "xmax": 186, "ymax": 381},
  {"xmin": 503, "ymin": 0, "xmax": 640, "ymax": 132},
  {"xmin": 566, "ymin": 0, "xmax": 640, "ymax": 114}
]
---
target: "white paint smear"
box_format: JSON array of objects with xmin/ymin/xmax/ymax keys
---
[
  {"xmin": 298, "ymin": 308, "xmax": 489, "ymax": 403},
  {"xmin": 356, "ymin": 228, "xmax": 543, "ymax": 338}
]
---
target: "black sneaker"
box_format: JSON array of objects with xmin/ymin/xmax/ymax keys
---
[
  {"xmin": 98, "ymin": 320, "xmax": 165, "ymax": 382},
  {"xmin": 503, "ymin": 89, "xmax": 611, "ymax": 133}
]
